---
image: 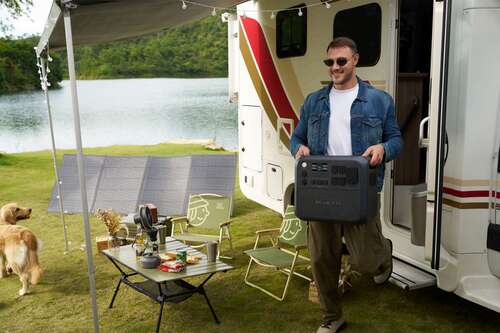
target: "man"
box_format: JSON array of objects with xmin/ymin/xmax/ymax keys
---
[{"xmin": 290, "ymin": 37, "xmax": 403, "ymax": 333}]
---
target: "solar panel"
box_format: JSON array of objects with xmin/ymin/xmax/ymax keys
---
[{"xmin": 48, "ymin": 154, "xmax": 236, "ymax": 216}]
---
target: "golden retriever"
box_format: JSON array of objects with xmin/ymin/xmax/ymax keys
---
[{"xmin": 0, "ymin": 203, "xmax": 43, "ymax": 296}]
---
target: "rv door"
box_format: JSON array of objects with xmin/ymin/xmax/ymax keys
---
[
  {"xmin": 426, "ymin": 0, "xmax": 450, "ymax": 270},
  {"xmin": 488, "ymin": 65, "xmax": 500, "ymax": 277}
]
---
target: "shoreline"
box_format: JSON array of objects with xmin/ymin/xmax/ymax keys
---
[{"xmin": 0, "ymin": 140, "xmax": 236, "ymax": 155}]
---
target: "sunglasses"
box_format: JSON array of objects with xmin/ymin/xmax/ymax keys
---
[{"xmin": 323, "ymin": 57, "xmax": 350, "ymax": 67}]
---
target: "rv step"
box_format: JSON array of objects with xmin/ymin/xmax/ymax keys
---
[{"xmin": 389, "ymin": 257, "xmax": 436, "ymax": 290}]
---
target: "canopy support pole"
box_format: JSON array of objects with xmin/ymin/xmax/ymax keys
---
[
  {"xmin": 62, "ymin": 5, "xmax": 100, "ymax": 333},
  {"xmin": 40, "ymin": 57, "xmax": 69, "ymax": 254}
]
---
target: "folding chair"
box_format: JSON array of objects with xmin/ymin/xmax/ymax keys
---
[
  {"xmin": 244, "ymin": 205, "xmax": 312, "ymax": 301},
  {"xmin": 171, "ymin": 194, "xmax": 234, "ymax": 259}
]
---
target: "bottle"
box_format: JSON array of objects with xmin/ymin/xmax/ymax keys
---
[{"xmin": 135, "ymin": 226, "xmax": 145, "ymax": 257}]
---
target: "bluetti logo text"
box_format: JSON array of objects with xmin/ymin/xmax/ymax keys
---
[{"xmin": 314, "ymin": 200, "xmax": 342, "ymax": 206}]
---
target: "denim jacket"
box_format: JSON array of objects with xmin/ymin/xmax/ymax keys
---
[{"xmin": 290, "ymin": 78, "xmax": 403, "ymax": 192}]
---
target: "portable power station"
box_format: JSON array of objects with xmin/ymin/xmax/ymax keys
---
[{"xmin": 294, "ymin": 156, "xmax": 378, "ymax": 224}]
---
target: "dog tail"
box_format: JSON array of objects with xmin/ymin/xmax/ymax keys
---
[{"xmin": 21, "ymin": 231, "xmax": 43, "ymax": 285}]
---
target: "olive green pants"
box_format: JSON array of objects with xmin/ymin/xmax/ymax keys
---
[{"xmin": 308, "ymin": 198, "xmax": 391, "ymax": 322}]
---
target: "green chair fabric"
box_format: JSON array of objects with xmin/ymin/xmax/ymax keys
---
[
  {"xmin": 244, "ymin": 205, "xmax": 311, "ymax": 301},
  {"xmin": 278, "ymin": 205, "xmax": 308, "ymax": 248},
  {"xmin": 171, "ymin": 194, "xmax": 234, "ymax": 259},
  {"xmin": 244, "ymin": 247, "xmax": 309, "ymax": 268},
  {"xmin": 186, "ymin": 194, "xmax": 231, "ymax": 230}
]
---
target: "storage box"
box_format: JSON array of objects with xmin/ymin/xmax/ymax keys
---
[
  {"xmin": 96, "ymin": 235, "xmax": 109, "ymax": 254},
  {"xmin": 145, "ymin": 203, "xmax": 158, "ymax": 224}
]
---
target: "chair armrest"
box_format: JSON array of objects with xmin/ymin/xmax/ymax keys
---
[
  {"xmin": 219, "ymin": 219, "xmax": 235, "ymax": 228},
  {"xmin": 170, "ymin": 216, "xmax": 188, "ymax": 223},
  {"xmin": 170, "ymin": 216, "xmax": 188, "ymax": 234},
  {"xmin": 255, "ymin": 228, "xmax": 280, "ymax": 235},
  {"xmin": 253, "ymin": 228, "xmax": 280, "ymax": 249}
]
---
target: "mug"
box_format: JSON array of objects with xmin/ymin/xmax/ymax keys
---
[{"xmin": 206, "ymin": 241, "xmax": 218, "ymax": 263}]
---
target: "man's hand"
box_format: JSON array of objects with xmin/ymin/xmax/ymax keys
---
[
  {"xmin": 362, "ymin": 144, "xmax": 385, "ymax": 167},
  {"xmin": 295, "ymin": 145, "xmax": 310, "ymax": 159}
]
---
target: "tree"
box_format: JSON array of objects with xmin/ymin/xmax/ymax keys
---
[
  {"xmin": 0, "ymin": 0, "xmax": 33, "ymax": 34},
  {"xmin": 0, "ymin": 37, "xmax": 62, "ymax": 93}
]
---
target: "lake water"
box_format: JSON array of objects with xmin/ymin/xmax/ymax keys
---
[{"xmin": 0, "ymin": 78, "xmax": 237, "ymax": 153}]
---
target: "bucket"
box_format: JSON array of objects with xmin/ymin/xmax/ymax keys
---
[{"xmin": 411, "ymin": 190, "xmax": 427, "ymax": 246}]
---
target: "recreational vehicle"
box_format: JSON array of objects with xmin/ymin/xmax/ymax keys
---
[
  {"xmin": 34, "ymin": 0, "xmax": 500, "ymax": 327},
  {"xmin": 228, "ymin": 0, "xmax": 500, "ymax": 312}
]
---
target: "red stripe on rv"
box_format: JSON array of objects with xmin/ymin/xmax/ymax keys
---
[
  {"xmin": 240, "ymin": 17, "xmax": 299, "ymax": 133},
  {"xmin": 443, "ymin": 187, "xmax": 500, "ymax": 199}
]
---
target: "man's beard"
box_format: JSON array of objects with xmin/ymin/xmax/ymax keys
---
[{"xmin": 332, "ymin": 69, "xmax": 354, "ymax": 86}]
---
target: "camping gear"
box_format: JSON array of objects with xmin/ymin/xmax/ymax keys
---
[
  {"xmin": 103, "ymin": 237, "xmax": 233, "ymax": 333},
  {"xmin": 244, "ymin": 205, "xmax": 312, "ymax": 301},
  {"xmin": 134, "ymin": 205, "xmax": 161, "ymax": 269},
  {"xmin": 171, "ymin": 194, "xmax": 234, "ymax": 259},
  {"xmin": 206, "ymin": 241, "xmax": 218, "ymax": 263},
  {"xmin": 295, "ymin": 156, "xmax": 378, "ymax": 224},
  {"xmin": 156, "ymin": 225, "xmax": 167, "ymax": 245},
  {"xmin": 48, "ymin": 154, "xmax": 237, "ymax": 216}
]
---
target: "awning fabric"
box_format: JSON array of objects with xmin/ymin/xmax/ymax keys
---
[{"xmin": 36, "ymin": 0, "xmax": 243, "ymax": 55}]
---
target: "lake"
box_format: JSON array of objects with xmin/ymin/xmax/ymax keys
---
[{"xmin": 0, "ymin": 78, "xmax": 237, "ymax": 153}]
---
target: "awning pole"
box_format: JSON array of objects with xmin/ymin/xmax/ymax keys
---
[
  {"xmin": 62, "ymin": 4, "xmax": 100, "ymax": 333},
  {"xmin": 40, "ymin": 57, "xmax": 69, "ymax": 254}
]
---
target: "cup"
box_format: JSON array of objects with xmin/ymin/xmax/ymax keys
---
[
  {"xmin": 206, "ymin": 241, "xmax": 218, "ymax": 263},
  {"xmin": 156, "ymin": 225, "xmax": 167, "ymax": 245},
  {"xmin": 176, "ymin": 250, "xmax": 187, "ymax": 263}
]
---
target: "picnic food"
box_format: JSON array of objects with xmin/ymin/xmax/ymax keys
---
[
  {"xmin": 159, "ymin": 252, "xmax": 176, "ymax": 262},
  {"xmin": 186, "ymin": 256, "xmax": 201, "ymax": 264},
  {"xmin": 159, "ymin": 260, "xmax": 186, "ymax": 273},
  {"xmin": 160, "ymin": 252, "xmax": 201, "ymax": 264}
]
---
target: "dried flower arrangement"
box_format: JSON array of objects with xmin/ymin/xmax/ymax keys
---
[{"xmin": 94, "ymin": 208, "xmax": 122, "ymax": 237}]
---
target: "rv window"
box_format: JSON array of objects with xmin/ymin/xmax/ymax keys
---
[
  {"xmin": 333, "ymin": 3, "xmax": 381, "ymax": 67},
  {"xmin": 276, "ymin": 4, "xmax": 307, "ymax": 58}
]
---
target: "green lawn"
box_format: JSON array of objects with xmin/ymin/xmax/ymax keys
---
[{"xmin": 1, "ymin": 144, "xmax": 499, "ymax": 333}]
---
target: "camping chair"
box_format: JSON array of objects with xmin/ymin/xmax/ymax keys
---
[
  {"xmin": 171, "ymin": 194, "xmax": 234, "ymax": 259},
  {"xmin": 244, "ymin": 205, "xmax": 312, "ymax": 301}
]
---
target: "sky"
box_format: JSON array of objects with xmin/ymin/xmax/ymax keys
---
[{"xmin": 1, "ymin": 0, "xmax": 52, "ymax": 37}]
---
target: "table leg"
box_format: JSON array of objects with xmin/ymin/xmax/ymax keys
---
[
  {"xmin": 200, "ymin": 286, "xmax": 220, "ymax": 324},
  {"xmin": 156, "ymin": 300, "xmax": 165, "ymax": 333},
  {"xmin": 109, "ymin": 277, "xmax": 122, "ymax": 309}
]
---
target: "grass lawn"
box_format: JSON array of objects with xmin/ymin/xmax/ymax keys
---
[{"xmin": 1, "ymin": 143, "xmax": 500, "ymax": 333}]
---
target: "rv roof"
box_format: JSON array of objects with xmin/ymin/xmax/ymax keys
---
[{"xmin": 36, "ymin": 0, "xmax": 244, "ymax": 56}]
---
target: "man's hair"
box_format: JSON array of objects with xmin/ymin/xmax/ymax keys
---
[{"xmin": 326, "ymin": 37, "xmax": 358, "ymax": 54}]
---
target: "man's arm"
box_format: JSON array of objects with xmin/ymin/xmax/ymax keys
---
[
  {"xmin": 290, "ymin": 99, "xmax": 310, "ymax": 157},
  {"xmin": 381, "ymin": 96, "xmax": 404, "ymax": 162}
]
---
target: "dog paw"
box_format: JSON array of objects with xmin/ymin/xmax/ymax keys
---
[{"xmin": 18, "ymin": 289, "xmax": 29, "ymax": 296}]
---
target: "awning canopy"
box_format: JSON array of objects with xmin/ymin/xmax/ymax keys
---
[
  {"xmin": 35, "ymin": 3, "xmax": 245, "ymax": 332},
  {"xmin": 36, "ymin": 0, "xmax": 243, "ymax": 56}
]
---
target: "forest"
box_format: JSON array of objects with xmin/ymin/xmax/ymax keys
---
[{"xmin": 0, "ymin": 16, "xmax": 228, "ymax": 94}]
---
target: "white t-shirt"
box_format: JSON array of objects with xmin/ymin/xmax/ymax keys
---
[{"xmin": 327, "ymin": 84, "xmax": 359, "ymax": 156}]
